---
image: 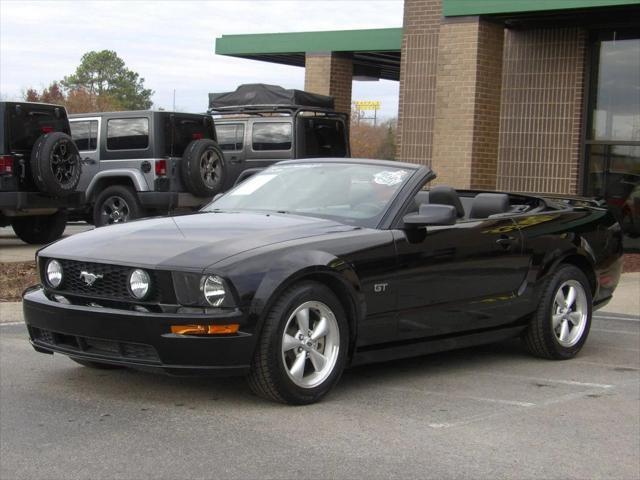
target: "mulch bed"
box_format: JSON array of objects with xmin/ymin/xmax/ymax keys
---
[{"xmin": 1, "ymin": 253, "xmax": 639, "ymax": 303}]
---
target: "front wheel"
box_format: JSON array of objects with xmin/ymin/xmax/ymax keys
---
[
  {"xmin": 523, "ymin": 265, "xmax": 592, "ymax": 360},
  {"xmin": 247, "ymin": 281, "xmax": 349, "ymax": 405}
]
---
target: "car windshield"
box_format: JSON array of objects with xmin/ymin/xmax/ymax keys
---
[{"xmin": 203, "ymin": 162, "xmax": 414, "ymax": 227}]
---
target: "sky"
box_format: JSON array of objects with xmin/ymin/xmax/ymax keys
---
[{"xmin": 0, "ymin": 0, "xmax": 404, "ymax": 119}]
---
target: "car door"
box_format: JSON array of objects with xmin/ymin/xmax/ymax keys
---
[
  {"xmin": 245, "ymin": 119, "xmax": 293, "ymax": 170},
  {"xmin": 391, "ymin": 213, "xmax": 530, "ymax": 340},
  {"xmin": 216, "ymin": 122, "xmax": 246, "ymax": 190},
  {"xmin": 69, "ymin": 117, "xmax": 101, "ymax": 192}
]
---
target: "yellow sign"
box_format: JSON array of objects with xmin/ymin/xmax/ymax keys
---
[{"xmin": 354, "ymin": 100, "xmax": 381, "ymax": 111}]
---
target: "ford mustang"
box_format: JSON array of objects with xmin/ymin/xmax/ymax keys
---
[{"xmin": 23, "ymin": 159, "xmax": 624, "ymax": 404}]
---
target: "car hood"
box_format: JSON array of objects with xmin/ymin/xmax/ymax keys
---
[{"xmin": 40, "ymin": 211, "xmax": 354, "ymax": 271}]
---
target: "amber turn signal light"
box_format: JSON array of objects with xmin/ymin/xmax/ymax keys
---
[{"xmin": 171, "ymin": 324, "xmax": 239, "ymax": 335}]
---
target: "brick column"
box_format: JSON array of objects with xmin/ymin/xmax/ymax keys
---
[
  {"xmin": 304, "ymin": 52, "xmax": 353, "ymax": 114},
  {"xmin": 396, "ymin": 0, "xmax": 442, "ymax": 166},
  {"xmin": 431, "ymin": 18, "xmax": 504, "ymax": 190},
  {"xmin": 497, "ymin": 28, "xmax": 587, "ymax": 195}
]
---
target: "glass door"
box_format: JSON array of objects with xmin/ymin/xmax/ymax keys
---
[{"xmin": 585, "ymin": 30, "xmax": 640, "ymax": 240}]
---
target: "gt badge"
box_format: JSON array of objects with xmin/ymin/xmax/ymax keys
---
[{"xmin": 374, "ymin": 283, "xmax": 389, "ymax": 293}]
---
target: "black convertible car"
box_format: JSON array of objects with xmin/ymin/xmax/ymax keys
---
[{"xmin": 23, "ymin": 159, "xmax": 623, "ymax": 404}]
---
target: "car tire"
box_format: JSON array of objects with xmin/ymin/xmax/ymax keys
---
[
  {"xmin": 247, "ymin": 281, "xmax": 349, "ymax": 405},
  {"xmin": 523, "ymin": 264, "xmax": 593, "ymax": 360},
  {"xmin": 70, "ymin": 358, "xmax": 124, "ymax": 370},
  {"xmin": 11, "ymin": 210, "xmax": 67, "ymax": 244},
  {"xmin": 180, "ymin": 139, "xmax": 226, "ymax": 197},
  {"xmin": 93, "ymin": 185, "xmax": 144, "ymax": 227},
  {"xmin": 30, "ymin": 132, "xmax": 81, "ymax": 197}
]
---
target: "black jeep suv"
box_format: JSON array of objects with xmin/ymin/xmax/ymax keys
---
[{"xmin": 0, "ymin": 102, "xmax": 83, "ymax": 244}]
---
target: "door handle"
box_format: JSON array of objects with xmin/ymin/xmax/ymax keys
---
[
  {"xmin": 229, "ymin": 156, "xmax": 241, "ymax": 164},
  {"xmin": 81, "ymin": 157, "xmax": 96, "ymax": 165},
  {"xmin": 496, "ymin": 235, "xmax": 516, "ymax": 248}
]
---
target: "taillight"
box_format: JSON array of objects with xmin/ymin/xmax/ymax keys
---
[
  {"xmin": 155, "ymin": 159, "xmax": 167, "ymax": 176},
  {"xmin": 0, "ymin": 155, "xmax": 14, "ymax": 175},
  {"xmin": 41, "ymin": 126, "xmax": 54, "ymax": 134},
  {"xmin": 192, "ymin": 132, "xmax": 203, "ymax": 140}
]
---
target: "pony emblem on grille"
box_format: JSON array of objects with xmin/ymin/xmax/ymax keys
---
[{"xmin": 79, "ymin": 271, "xmax": 103, "ymax": 286}]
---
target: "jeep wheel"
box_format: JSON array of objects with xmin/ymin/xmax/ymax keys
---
[
  {"xmin": 181, "ymin": 139, "xmax": 226, "ymax": 197},
  {"xmin": 30, "ymin": 132, "xmax": 81, "ymax": 197},
  {"xmin": 93, "ymin": 185, "xmax": 144, "ymax": 227},
  {"xmin": 11, "ymin": 211, "xmax": 67, "ymax": 244}
]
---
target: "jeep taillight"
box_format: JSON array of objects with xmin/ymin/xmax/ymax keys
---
[
  {"xmin": 0, "ymin": 155, "xmax": 14, "ymax": 175},
  {"xmin": 41, "ymin": 126, "xmax": 54, "ymax": 133},
  {"xmin": 155, "ymin": 159, "xmax": 167, "ymax": 176},
  {"xmin": 192, "ymin": 132, "xmax": 203, "ymax": 140}
]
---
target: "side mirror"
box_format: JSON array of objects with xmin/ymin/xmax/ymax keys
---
[{"xmin": 403, "ymin": 204, "xmax": 457, "ymax": 228}]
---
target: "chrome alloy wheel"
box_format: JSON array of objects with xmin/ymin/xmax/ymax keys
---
[
  {"xmin": 281, "ymin": 301, "xmax": 340, "ymax": 389},
  {"xmin": 200, "ymin": 149, "xmax": 222, "ymax": 189},
  {"xmin": 100, "ymin": 195, "xmax": 130, "ymax": 224},
  {"xmin": 51, "ymin": 139, "xmax": 78, "ymax": 187},
  {"xmin": 552, "ymin": 280, "xmax": 588, "ymax": 347}
]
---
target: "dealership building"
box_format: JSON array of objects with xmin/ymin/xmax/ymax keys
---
[{"xmin": 216, "ymin": 0, "xmax": 639, "ymax": 221}]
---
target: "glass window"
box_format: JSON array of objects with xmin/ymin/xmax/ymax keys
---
[
  {"xmin": 216, "ymin": 124, "xmax": 245, "ymax": 151},
  {"xmin": 106, "ymin": 118, "xmax": 149, "ymax": 150},
  {"xmin": 204, "ymin": 162, "xmax": 413, "ymax": 228},
  {"xmin": 7, "ymin": 104, "xmax": 69, "ymax": 151},
  {"xmin": 300, "ymin": 118, "xmax": 347, "ymax": 158},
  {"xmin": 70, "ymin": 120, "xmax": 98, "ymax": 151},
  {"xmin": 589, "ymin": 35, "xmax": 640, "ymax": 141},
  {"xmin": 252, "ymin": 122, "xmax": 292, "ymax": 151},
  {"xmin": 163, "ymin": 115, "xmax": 215, "ymax": 156}
]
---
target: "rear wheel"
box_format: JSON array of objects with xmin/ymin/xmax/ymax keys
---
[
  {"xmin": 70, "ymin": 358, "xmax": 124, "ymax": 370},
  {"xmin": 523, "ymin": 265, "xmax": 592, "ymax": 360},
  {"xmin": 247, "ymin": 281, "xmax": 349, "ymax": 405},
  {"xmin": 11, "ymin": 211, "xmax": 67, "ymax": 244},
  {"xmin": 93, "ymin": 185, "xmax": 144, "ymax": 227}
]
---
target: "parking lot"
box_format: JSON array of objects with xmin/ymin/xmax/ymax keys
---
[{"xmin": 1, "ymin": 301, "xmax": 638, "ymax": 479}]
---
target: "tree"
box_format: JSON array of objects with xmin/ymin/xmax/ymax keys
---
[
  {"xmin": 61, "ymin": 50, "xmax": 153, "ymax": 110},
  {"xmin": 24, "ymin": 82, "xmax": 121, "ymax": 114},
  {"xmin": 350, "ymin": 116, "xmax": 397, "ymax": 160}
]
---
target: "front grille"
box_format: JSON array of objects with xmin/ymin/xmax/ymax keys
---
[
  {"xmin": 41, "ymin": 259, "xmax": 175, "ymax": 304},
  {"xmin": 30, "ymin": 327, "xmax": 160, "ymax": 363}
]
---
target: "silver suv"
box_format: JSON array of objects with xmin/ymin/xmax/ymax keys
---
[{"xmin": 69, "ymin": 110, "xmax": 222, "ymax": 226}]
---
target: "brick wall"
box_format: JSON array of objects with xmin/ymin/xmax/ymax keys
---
[
  {"xmin": 497, "ymin": 28, "xmax": 587, "ymax": 194},
  {"xmin": 396, "ymin": 0, "xmax": 442, "ymax": 166},
  {"xmin": 304, "ymin": 53, "xmax": 353, "ymax": 114}
]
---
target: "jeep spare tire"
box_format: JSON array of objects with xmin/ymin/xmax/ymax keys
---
[
  {"xmin": 30, "ymin": 132, "xmax": 81, "ymax": 197},
  {"xmin": 180, "ymin": 139, "xmax": 226, "ymax": 197}
]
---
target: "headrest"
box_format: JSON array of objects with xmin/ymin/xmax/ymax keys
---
[
  {"xmin": 469, "ymin": 193, "xmax": 510, "ymax": 219},
  {"xmin": 429, "ymin": 186, "xmax": 465, "ymax": 218}
]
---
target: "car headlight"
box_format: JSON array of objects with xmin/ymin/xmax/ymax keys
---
[
  {"xmin": 201, "ymin": 275, "xmax": 226, "ymax": 307},
  {"xmin": 129, "ymin": 269, "xmax": 150, "ymax": 299},
  {"xmin": 46, "ymin": 259, "xmax": 63, "ymax": 288}
]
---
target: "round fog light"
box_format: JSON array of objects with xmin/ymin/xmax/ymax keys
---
[
  {"xmin": 46, "ymin": 259, "xmax": 63, "ymax": 288},
  {"xmin": 129, "ymin": 269, "xmax": 150, "ymax": 299},
  {"xmin": 201, "ymin": 275, "xmax": 226, "ymax": 307}
]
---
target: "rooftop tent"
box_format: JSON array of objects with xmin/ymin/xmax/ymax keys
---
[{"xmin": 208, "ymin": 84, "xmax": 335, "ymax": 110}]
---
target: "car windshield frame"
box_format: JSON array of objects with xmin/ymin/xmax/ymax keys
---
[{"xmin": 202, "ymin": 161, "xmax": 419, "ymax": 228}]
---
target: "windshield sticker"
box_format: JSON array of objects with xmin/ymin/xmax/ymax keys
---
[
  {"xmin": 230, "ymin": 174, "xmax": 276, "ymax": 196},
  {"xmin": 373, "ymin": 170, "xmax": 408, "ymax": 186}
]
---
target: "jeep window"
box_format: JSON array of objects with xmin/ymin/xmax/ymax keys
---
[
  {"xmin": 163, "ymin": 115, "xmax": 215, "ymax": 156},
  {"xmin": 7, "ymin": 105, "xmax": 69, "ymax": 152},
  {"xmin": 301, "ymin": 118, "xmax": 347, "ymax": 158},
  {"xmin": 217, "ymin": 124, "xmax": 244, "ymax": 151},
  {"xmin": 252, "ymin": 122, "xmax": 292, "ymax": 151},
  {"xmin": 107, "ymin": 118, "xmax": 149, "ymax": 151},
  {"xmin": 70, "ymin": 120, "xmax": 98, "ymax": 151}
]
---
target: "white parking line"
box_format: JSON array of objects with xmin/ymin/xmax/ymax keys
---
[
  {"xmin": 591, "ymin": 327, "xmax": 640, "ymax": 335},
  {"xmin": 481, "ymin": 372, "xmax": 613, "ymax": 389},
  {"xmin": 0, "ymin": 321, "xmax": 24, "ymax": 327},
  {"xmin": 594, "ymin": 315, "xmax": 640, "ymax": 323}
]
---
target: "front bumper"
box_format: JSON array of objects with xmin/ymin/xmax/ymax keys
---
[{"xmin": 23, "ymin": 287, "xmax": 254, "ymax": 376}]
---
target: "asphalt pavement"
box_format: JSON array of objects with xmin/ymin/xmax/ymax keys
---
[
  {"xmin": 1, "ymin": 312, "xmax": 638, "ymax": 479},
  {"xmin": 0, "ymin": 223, "xmax": 93, "ymax": 263}
]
